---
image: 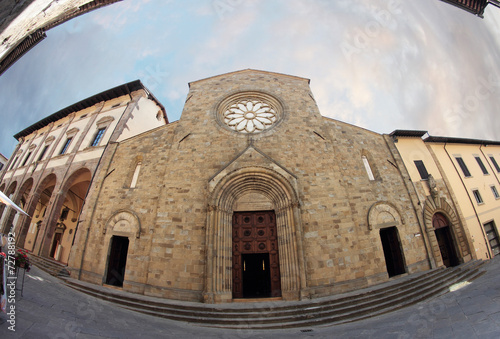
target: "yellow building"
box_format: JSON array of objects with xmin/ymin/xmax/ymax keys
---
[{"xmin": 391, "ymin": 130, "xmax": 500, "ymax": 261}]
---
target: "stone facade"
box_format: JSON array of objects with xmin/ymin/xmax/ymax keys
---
[
  {"xmin": 2, "ymin": 69, "xmax": 484, "ymax": 304},
  {"xmin": 67, "ymin": 70, "xmax": 441, "ymax": 303}
]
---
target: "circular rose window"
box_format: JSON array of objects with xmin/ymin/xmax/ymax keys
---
[{"xmin": 217, "ymin": 92, "xmax": 282, "ymax": 134}]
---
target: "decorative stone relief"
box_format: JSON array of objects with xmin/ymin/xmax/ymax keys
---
[
  {"xmin": 217, "ymin": 92, "xmax": 283, "ymax": 134},
  {"xmin": 104, "ymin": 210, "xmax": 141, "ymax": 238},
  {"xmin": 367, "ymin": 202, "xmax": 404, "ymax": 230},
  {"xmin": 223, "ymin": 99, "xmax": 277, "ymax": 133}
]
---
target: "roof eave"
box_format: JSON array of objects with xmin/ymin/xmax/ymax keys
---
[{"xmin": 13, "ymin": 80, "xmax": 167, "ymax": 139}]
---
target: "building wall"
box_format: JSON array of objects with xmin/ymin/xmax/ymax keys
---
[
  {"xmin": 427, "ymin": 143, "xmax": 500, "ymax": 259},
  {"xmin": 393, "ymin": 135, "xmax": 500, "ymax": 261},
  {"xmin": 0, "ymin": 153, "xmax": 7, "ymax": 173},
  {"xmin": 0, "ymin": 86, "xmax": 165, "ymax": 265},
  {"xmin": 69, "ymin": 70, "xmax": 431, "ymax": 303}
]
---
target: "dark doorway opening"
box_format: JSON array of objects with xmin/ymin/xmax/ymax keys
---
[
  {"xmin": 242, "ymin": 253, "xmax": 271, "ymax": 298},
  {"xmin": 435, "ymin": 227, "xmax": 459, "ymax": 267},
  {"xmin": 106, "ymin": 236, "xmax": 129, "ymax": 287},
  {"xmin": 484, "ymin": 221, "xmax": 500, "ymax": 256},
  {"xmin": 50, "ymin": 233, "xmax": 62, "ymax": 259},
  {"xmin": 380, "ymin": 227, "xmax": 406, "ymax": 277},
  {"xmin": 433, "ymin": 213, "xmax": 459, "ymax": 267}
]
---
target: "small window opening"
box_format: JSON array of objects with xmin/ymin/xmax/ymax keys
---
[
  {"xmin": 130, "ymin": 162, "xmax": 142, "ymax": 188},
  {"xmin": 475, "ymin": 156, "xmax": 489, "ymax": 175},
  {"xmin": 456, "ymin": 157, "xmax": 471, "ymax": 177},
  {"xmin": 473, "ymin": 190, "xmax": 483, "ymax": 204},
  {"xmin": 414, "ymin": 160, "xmax": 429, "ymax": 180},
  {"xmin": 362, "ymin": 156, "xmax": 375, "ymax": 181},
  {"xmin": 491, "ymin": 186, "xmax": 500, "ymax": 199},
  {"xmin": 38, "ymin": 145, "xmax": 49, "ymax": 161},
  {"xmin": 91, "ymin": 128, "xmax": 106, "ymax": 147},
  {"xmin": 490, "ymin": 156, "xmax": 500, "ymax": 173},
  {"xmin": 21, "ymin": 152, "xmax": 32, "ymax": 167},
  {"xmin": 60, "ymin": 138, "xmax": 73, "ymax": 155}
]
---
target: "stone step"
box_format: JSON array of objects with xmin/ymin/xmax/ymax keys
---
[
  {"xmin": 64, "ymin": 266, "xmax": 447, "ymax": 315},
  {"xmin": 26, "ymin": 252, "xmax": 70, "ymax": 277},
  {"xmin": 124, "ymin": 266, "xmax": 485, "ymax": 329},
  {"xmin": 63, "ymin": 260, "xmax": 486, "ymax": 329}
]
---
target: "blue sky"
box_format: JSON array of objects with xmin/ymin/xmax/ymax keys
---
[{"xmin": 1, "ymin": 0, "xmax": 500, "ymax": 157}]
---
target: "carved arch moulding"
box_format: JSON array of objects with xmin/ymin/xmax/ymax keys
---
[
  {"xmin": 367, "ymin": 201, "xmax": 405, "ymax": 230},
  {"xmin": 104, "ymin": 210, "xmax": 141, "ymax": 238},
  {"xmin": 423, "ymin": 196, "xmax": 459, "ymax": 231}
]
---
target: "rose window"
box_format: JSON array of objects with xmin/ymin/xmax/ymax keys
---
[{"xmin": 223, "ymin": 99, "xmax": 278, "ymax": 133}]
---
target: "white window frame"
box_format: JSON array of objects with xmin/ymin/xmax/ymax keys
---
[
  {"xmin": 130, "ymin": 162, "xmax": 142, "ymax": 188},
  {"xmin": 362, "ymin": 156, "xmax": 375, "ymax": 181}
]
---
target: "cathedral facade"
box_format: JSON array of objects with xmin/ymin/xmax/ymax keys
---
[
  {"xmin": 2, "ymin": 70, "xmax": 485, "ymax": 304},
  {"xmin": 66, "ymin": 70, "xmax": 447, "ymax": 303}
]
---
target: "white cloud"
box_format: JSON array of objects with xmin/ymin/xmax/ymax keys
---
[{"xmin": 1, "ymin": 0, "xmax": 500, "ymax": 157}]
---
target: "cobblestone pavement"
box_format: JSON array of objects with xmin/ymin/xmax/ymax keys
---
[{"xmin": 1, "ymin": 257, "xmax": 499, "ymax": 338}]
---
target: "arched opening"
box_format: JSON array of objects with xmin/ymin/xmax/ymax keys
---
[
  {"xmin": 9, "ymin": 178, "xmax": 33, "ymax": 242},
  {"xmin": 22, "ymin": 174, "xmax": 57, "ymax": 254},
  {"xmin": 423, "ymin": 196, "xmax": 471, "ymax": 267},
  {"xmin": 46, "ymin": 168, "xmax": 91, "ymax": 263},
  {"xmin": 205, "ymin": 167, "xmax": 304, "ymax": 303},
  {"xmin": 433, "ymin": 213, "xmax": 459, "ymax": 267}
]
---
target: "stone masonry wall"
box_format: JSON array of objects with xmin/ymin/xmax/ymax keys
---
[{"xmin": 71, "ymin": 70, "xmax": 431, "ymax": 302}]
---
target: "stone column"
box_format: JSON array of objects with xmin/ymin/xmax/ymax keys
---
[
  {"xmin": 276, "ymin": 204, "xmax": 301, "ymax": 301},
  {"xmin": 216, "ymin": 208, "xmax": 233, "ymax": 302}
]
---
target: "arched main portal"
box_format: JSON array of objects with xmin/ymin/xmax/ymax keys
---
[{"xmin": 205, "ymin": 167, "xmax": 305, "ymax": 303}]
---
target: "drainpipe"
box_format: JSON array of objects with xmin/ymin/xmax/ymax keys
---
[
  {"xmin": 443, "ymin": 143, "xmax": 491, "ymax": 259},
  {"xmin": 480, "ymin": 145, "xmax": 500, "ymax": 186}
]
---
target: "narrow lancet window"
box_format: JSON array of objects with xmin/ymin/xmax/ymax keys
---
[
  {"xmin": 130, "ymin": 162, "xmax": 142, "ymax": 188},
  {"xmin": 362, "ymin": 156, "xmax": 375, "ymax": 181}
]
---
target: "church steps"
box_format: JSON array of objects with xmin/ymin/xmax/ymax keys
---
[
  {"xmin": 114, "ymin": 267, "xmax": 482, "ymax": 330},
  {"xmin": 63, "ymin": 264, "xmax": 445, "ymax": 314},
  {"xmin": 61, "ymin": 260, "xmax": 486, "ymax": 329},
  {"xmin": 26, "ymin": 251, "xmax": 70, "ymax": 277},
  {"xmin": 64, "ymin": 267, "xmax": 448, "ymax": 317}
]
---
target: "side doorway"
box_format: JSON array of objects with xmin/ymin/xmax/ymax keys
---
[
  {"xmin": 433, "ymin": 213, "xmax": 459, "ymax": 267},
  {"xmin": 105, "ymin": 236, "xmax": 129, "ymax": 287},
  {"xmin": 380, "ymin": 226, "xmax": 406, "ymax": 277},
  {"xmin": 483, "ymin": 221, "xmax": 500, "ymax": 257}
]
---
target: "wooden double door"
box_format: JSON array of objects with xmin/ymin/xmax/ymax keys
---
[{"xmin": 232, "ymin": 211, "xmax": 281, "ymax": 298}]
